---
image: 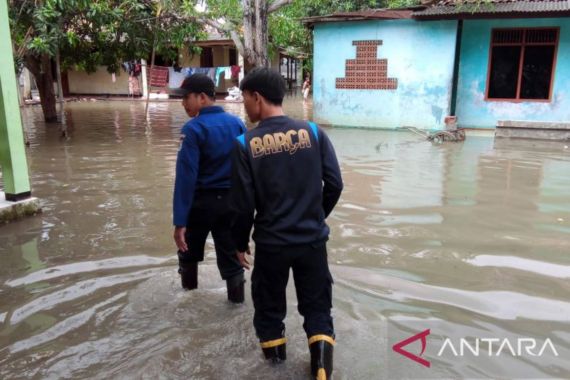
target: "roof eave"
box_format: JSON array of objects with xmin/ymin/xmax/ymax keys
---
[
  {"xmin": 413, "ymin": 10, "xmax": 570, "ymax": 20},
  {"xmin": 193, "ymin": 39, "xmax": 235, "ymax": 47},
  {"xmin": 302, "ymin": 9, "xmax": 418, "ymax": 28}
]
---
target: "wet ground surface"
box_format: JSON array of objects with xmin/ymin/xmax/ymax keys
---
[{"xmin": 0, "ymin": 95, "xmax": 569, "ymax": 379}]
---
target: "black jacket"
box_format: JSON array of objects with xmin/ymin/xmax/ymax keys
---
[{"xmin": 230, "ymin": 116, "xmax": 343, "ymax": 251}]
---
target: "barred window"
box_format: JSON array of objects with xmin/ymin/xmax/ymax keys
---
[{"xmin": 487, "ymin": 28, "xmax": 558, "ymax": 101}]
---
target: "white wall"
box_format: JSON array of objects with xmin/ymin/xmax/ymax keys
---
[{"xmin": 68, "ymin": 66, "xmax": 132, "ymax": 95}]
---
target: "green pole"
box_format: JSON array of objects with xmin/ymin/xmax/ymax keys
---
[{"xmin": 0, "ymin": 0, "xmax": 32, "ymax": 201}]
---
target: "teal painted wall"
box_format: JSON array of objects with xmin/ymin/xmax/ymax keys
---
[
  {"xmin": 457, "ymin": 18, "xmax": 570, "ymax": 129},
  {"xmin": 313, "ymin": 19, "xmax": 458, "ymax": 129}
]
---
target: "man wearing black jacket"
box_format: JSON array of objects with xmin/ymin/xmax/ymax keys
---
[{"xmin": 230, "ymin": 68, "xmax": 343, "ymax": 380}]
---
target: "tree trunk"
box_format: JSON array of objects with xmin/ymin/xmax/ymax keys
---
[
  {"xmin": 145, "ymin": 43, "xmax": 156, "ymax": 116},
  {"xmin": 221, "ymin": 0, "xmax": 292, "ymax": 69},
  {"xmin": 242, "ymin": 0, "xmax": 255, "ymax": 67},
  {"xmin": 25, "ymin": 53, "xmax": 58, "ymax": 123},
  {"xmin": 55, "ymin": 49, "xmax": 65, "ymax": 105},
  {"xmin": 146, "ymin": 7, "xmax": 162, "ymax": 116},
  {"xmin": 254, "ymin": 0, "xmax": 269, "ymax": 67},
  {"xmin": 241, "ymin": 0, "xmax": 270, "ymax": 68}
]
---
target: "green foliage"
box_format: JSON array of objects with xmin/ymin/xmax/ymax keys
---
[
  {"xmin": 385, "ymin": 0, "xmax": 421, "ymax": 8},
  {"xmin": 269, "ymin": 0, "xmax": 421, "ymax": 73},
  {"xmin": 191, "ymin": 0, "xmax": 242, "ymax": 24},
  {"xmin": 9, "ymin": 0, "xmax": 205, "ymax": 73},
  {"xmin": 9, "ymin": 0, "xmax": 422, "ymax": 75}
]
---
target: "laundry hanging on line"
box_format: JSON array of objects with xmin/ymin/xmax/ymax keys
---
[
  {"xmin": 152, "ymin": 65, "xmax": 241, "ymax": 89},
  {"xmin": 155, "ymin": 65, "xmax": 242, "ymax": 89},
  {"xmin": 168, "ymin": 68, "xmax": 187, "ymax": 88},
  {"xmin": 215, "ymin": 67, "xmax": 232, "ymax": 86}
]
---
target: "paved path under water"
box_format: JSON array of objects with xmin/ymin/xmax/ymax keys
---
[{"xmin": 0, "ymin": 97, "xmax": 569, "ymax": 379}]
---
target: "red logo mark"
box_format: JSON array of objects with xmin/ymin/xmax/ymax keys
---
[{"xmin": 392, "ymin": 329, "xmax": 431, "ymax": 368}]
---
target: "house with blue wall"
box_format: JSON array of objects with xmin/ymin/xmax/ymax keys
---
[{"xmin": 306, "ymin": 0, "xmax": 570, "ymax": 130}]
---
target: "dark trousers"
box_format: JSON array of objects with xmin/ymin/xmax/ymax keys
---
[
  {"xmin": 252, "ymin": 242, "xmax": 334, "ymax": 342},
  {"xmin": 178, "ymin": 189, "xmax": 243, "ymax": 280}
]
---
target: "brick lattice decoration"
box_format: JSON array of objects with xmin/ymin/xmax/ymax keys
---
[{"xmin": 336, "ymin": 40, "xmax": 398, "ymax": 90}]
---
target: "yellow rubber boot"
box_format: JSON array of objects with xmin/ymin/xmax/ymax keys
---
[
  {"xmin": 260, "ymin": 337, "xmax": 287, "ymax": 363},
  {"xmin": 308, "ymin": 335, "xmax": 335, "ymax": 380}
]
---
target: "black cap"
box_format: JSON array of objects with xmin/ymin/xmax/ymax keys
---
[
  {"xmin": 170, "ymin": 74, "xmax": 215, "ymax": 98},
  {"xmin": 239, "ymin": 68, "xmax": 286, "ymax": 105}
]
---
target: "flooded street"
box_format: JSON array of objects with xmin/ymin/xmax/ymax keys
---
[{"xmin": 0, "ymin": 96, "xmax": 569, "ymax": 379}]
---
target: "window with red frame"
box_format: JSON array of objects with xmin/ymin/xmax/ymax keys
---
[{"xmin": 487, "ymin": 28, "xmax": 558, "ymax": 101}]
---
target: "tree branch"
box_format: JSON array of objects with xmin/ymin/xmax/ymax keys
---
[
  {"xmin": 229, "ymin": 29, "xmax": 246, "ymax": 59},
  {"xmin": 199, "ymin": 17, "xmax": 226, "ymax": 31},
  {"xmin": 15, "ymin": 26, "xmax": 34, "ymax": 59},
  {"xmin": 268, "ymin": 0, "xmax": 293, "ymax": 13},
  {"xmin": 196, "ymin": 17, "xmax": 246, "ymax": 62}
]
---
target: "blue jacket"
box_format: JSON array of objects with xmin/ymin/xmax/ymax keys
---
[
  {"xmin": 230, "ymin": 116, "xmax": 343, "ymax": 251},
  {"xmin": 173, "ymin": 106, "xmax": 246, "ymax": 227}
]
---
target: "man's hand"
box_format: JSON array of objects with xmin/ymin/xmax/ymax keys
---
[
  {"xmin": 237, "ymin": 247, "xmax": 252, "ymax": 270},
  {"xmin": 174, "ymin": 226, "xmax": 188, "ymax": 252}
]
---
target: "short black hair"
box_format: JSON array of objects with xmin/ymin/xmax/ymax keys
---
[
  {"xmin": 170, "ymin": 74, "xmax": 215, "ymax": 99},
  {"xmin": 240, "ymin": 68, "xmax": 286, "ymax": 106}
]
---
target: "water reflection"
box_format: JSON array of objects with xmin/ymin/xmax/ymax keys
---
[{"xmin": 0, "ymin": 97, "xmax": 568, "ymax": 378}]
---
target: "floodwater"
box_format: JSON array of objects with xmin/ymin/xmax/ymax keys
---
[{"xmin": 0, "ymin": 95, "xmax": 569, "ymax": 379}]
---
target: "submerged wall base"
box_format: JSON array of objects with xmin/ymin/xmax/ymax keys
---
[{"xmin": 496, "ymin": 121, "xmax": 570, "ymax": 141}]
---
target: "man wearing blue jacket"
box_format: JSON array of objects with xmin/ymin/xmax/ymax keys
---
[
  {"xmin": 172, "ymin": 74, "xmax": 246, "ymax": 303},
  {"xmin": 230, "ymin": 68, "xmax": 343, "ymax": 379}
]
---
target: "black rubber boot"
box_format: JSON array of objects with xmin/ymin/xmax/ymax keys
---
[
  {"xmin": 226, "ymin": 272, "xmax": 245, "ymax": 303},
  {"xmin": 309, "ymin": 336, "xmax": 334, "ymax": 380},
  {"xmin": 261, "ymin": 338, "xmax": 287, "ymax": 364},
  {"xmin": 178, "ymin": 252, "xmax": 198, "ymax": 290}
]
